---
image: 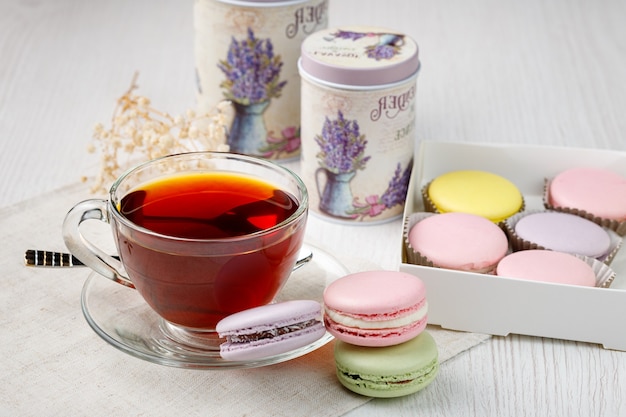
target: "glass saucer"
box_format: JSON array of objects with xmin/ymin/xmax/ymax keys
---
[{"xmin": 80, "ymin": 243, "xmax": 348, "ymax": 369}]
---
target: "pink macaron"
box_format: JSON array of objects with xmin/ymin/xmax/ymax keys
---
[
  {"xmin": 406, "ymin": 212, "xmax": 509, "ymax": 274},
  {"xmin": 548, "ymin": 167, "xmax": 626, "ymax": 221},
  {"xmin": 216, "ymin": 300, "xmax": 326, "ymax": 361},
  {"xmin": 496, "ymin": 250, "xmax": 597, "ymax": 287},
  {"xmin": 323, "ymin": 271, "xmax": 428, "ymax": 347}
]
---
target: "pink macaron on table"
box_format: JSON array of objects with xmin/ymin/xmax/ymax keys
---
[{"xmin": 323, "ymin": 270, "xmax": 428, "ymax": 347}]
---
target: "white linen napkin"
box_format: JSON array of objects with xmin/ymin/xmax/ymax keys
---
[{"xmin": 0, "ymin": 182, "xmax": 489, "ymax": 417}]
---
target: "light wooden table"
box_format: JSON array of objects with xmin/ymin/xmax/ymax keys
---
[{"xmin": 2, "ymin": 0, "xmax": 625, "ymax": 416}]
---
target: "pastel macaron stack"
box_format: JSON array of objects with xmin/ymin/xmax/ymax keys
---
[{"xmin": 323, "ymin": 270, "xmax": 438, "ymax": 398}]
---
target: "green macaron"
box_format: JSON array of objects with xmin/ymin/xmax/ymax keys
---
[{"xmin": 334, "ymin": 331, "xmax": 439, "ymax": 398}]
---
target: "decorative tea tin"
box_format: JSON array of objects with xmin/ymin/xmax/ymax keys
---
[
  {"xmin": 194, "ymin": 0, "xmax": 329, "ymax": 161},
  {"xmin": 299, "ymin": 26, "xmax": 420, "ymax": 223}
]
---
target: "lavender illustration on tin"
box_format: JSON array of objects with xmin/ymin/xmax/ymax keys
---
[
  {"xmin": 217, "ymin": 28, "xmax": 289, "ymax": 156},
  {"xmin": 349, "ymin": 161, "xmax": 413, "ymax": 220},
  {"xmin": 326, "ymin": 30, "xmax": 405, "ymax": 60},
  {"xmin": 315, "ymin": 111, "xmax": 369, "ymax": 218},
  {"xmin": 316, "ymin": 111, "xmax": 370, "ymax": 174},
  {"xmin": 218, "ymin": 28, "xmax": 286, "ymax": 105},
  {"xmin": 315, "ymin": 111, "xmax": 411, "ymax": 220}
]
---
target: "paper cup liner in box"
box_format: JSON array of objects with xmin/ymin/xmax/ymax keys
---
[
  {"xmin": 403, "ymin": 212, "xmax": 437, "ymax": 267},
  {"xmin": 420, "ymin": 182, "xmax": 438, "ymax": 213},
  {"xmin": 573, "ymin": 254, "xmax": 616, "ymax": 288},
  {"xmin": 421, "ymin": 181, "xmax": 525, "ymax": 221},
  {"xmin": 402, "ymin": 212, "xmax": 500, "ymax": 274},
  {"xmin": 503, "ymin": 209, "xmax": 623, "ymax": 266},
  {"xmin": 544, "ymin": 179, "xmax": 626, "ymax": 237}
]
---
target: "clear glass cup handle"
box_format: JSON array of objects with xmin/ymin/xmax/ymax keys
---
[{"xmin": 62, "ymin": 199, "xmax": 134, "ymax": 288}]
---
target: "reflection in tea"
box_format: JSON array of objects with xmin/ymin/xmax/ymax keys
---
[
  {"xmin": 113, "ymin": 172, "xmax": 305, "ymax": 329},
  {"xmin": 120, "ymin": 172, "xmax": 298, "ymax": 238}
]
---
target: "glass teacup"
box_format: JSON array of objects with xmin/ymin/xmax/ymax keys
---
[{"xmin": 63, "ymin": 152, "xmax": 308, "ymax": 347}]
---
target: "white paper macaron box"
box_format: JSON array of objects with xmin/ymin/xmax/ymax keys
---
[{"xmin": 399, "ymin": 140, "xmax": 626, "ymax": 351}]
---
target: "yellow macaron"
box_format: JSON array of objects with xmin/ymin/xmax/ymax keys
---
[{"xmin": 425, "ymin": 170, "xmax": 523, "ymax": 223}]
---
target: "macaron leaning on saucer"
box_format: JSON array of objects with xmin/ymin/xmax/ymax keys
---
[{"xmin": 216, "ymin": 300, "xmax": 326, "ymax": 361}]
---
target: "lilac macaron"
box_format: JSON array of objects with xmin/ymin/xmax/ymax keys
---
[
  {"xmin": 216, "ymin": 300, "xmax": 326, "ymax": 361},
  {"xmin": 511, "ymin": 211, "xmax": 613, "ymax": 260}
]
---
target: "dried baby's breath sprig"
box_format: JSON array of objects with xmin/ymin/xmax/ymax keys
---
[{"xmin": 86, "ymin": 73, "xmax": 233, "ymax": 194}]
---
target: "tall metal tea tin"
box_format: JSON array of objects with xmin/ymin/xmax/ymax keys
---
[
  {"xmin": 194, "ymin": 0, "xmax": 329, "ymax": 160},
  {"xmin": 299, "ymin": 26, "xmax": 420, "ymax": 223}
]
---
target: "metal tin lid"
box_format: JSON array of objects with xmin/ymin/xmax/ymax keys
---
[{"xmin": 300, "ymin": 26, "xmax": 420, "ymax": 86}]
